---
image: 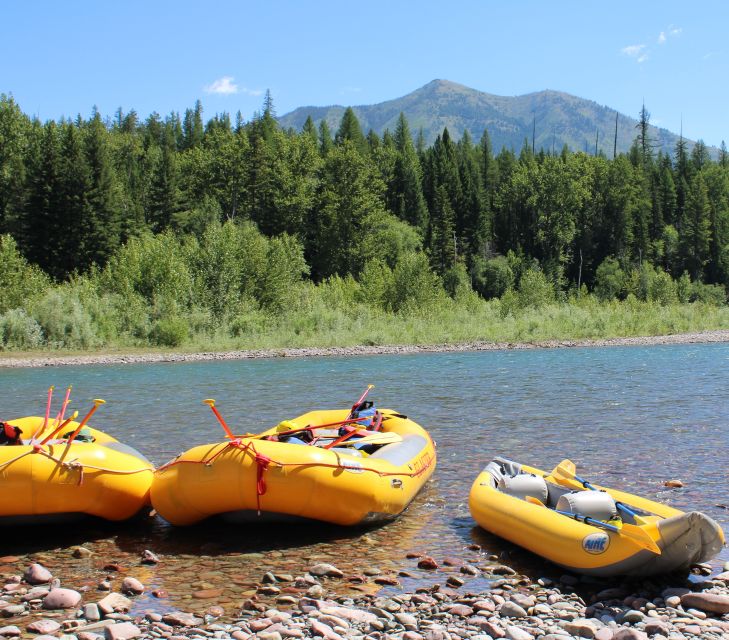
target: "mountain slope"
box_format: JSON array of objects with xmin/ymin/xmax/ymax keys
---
[{"xmin": 278, "ymin": 79, "xmax": 703, "ymax": 156}]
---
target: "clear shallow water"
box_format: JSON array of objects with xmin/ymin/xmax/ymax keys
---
[{"xmin": 1, "ymin": 344, "xmax": 727, "ymax": 614}]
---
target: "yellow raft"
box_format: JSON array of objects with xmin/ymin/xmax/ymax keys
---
[
  {"xmin": 0, "ymin": 415, "xmax": 154, "ymax": 523},
  {"xmin": 469, "ymin": 457, "xmax": 725, "ymax": 577},
  {"xmin": 151, "ymin": 407, "xmax": 436, "ymax": 526}
]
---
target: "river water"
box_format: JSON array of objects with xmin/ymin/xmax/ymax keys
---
[{"xmin": 1, "ymin": 343, "xmax": 727, "ymax": 615}]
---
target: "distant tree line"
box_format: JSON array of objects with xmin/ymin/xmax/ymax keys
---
[{"xmin": 1, "ymin": 92, "xmax": 728, "ymax": 305}]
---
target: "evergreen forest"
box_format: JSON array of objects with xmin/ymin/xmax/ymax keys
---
[{"xmin": 1, "ymin": 93, "xmax": 728, "ymax": 352}]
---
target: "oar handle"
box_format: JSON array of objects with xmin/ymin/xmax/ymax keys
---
[
  {"xmin": 203, "ymin": 399, "xmax": 235, "ymax": 439},
  {"xmin": 39, "ymin": 411, "xmax": 80, "ymax": 445}
]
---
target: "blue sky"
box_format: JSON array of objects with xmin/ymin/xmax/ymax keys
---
[{"xmin": 2, "ymin": 1, "xmax": 727, "ymax": 146}]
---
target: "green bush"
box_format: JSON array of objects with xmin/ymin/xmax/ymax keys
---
[
  {"xmin": 472, "ymin": 255, "xmax": 514, "ymax": 299},
  {"xmin": 0, "ymin": 309, "xmax": 44, "ymax": 350},
  {"xmin": 691, "ymin": 281, "xmax": 727, "ymax": 305},
  {"xmin": 516, "ymin": 269, "xmax": 554, "ymax": 308},
  {"xmin": 356, "ymin": 259, "xmax": 394, "ymax": 309},
  {"xmin": 0, "ymin": 235, "xmax": 50, "ymax": 313},
  {"xmin": 30, "ymin": 289, "xmax": 99, "ymax": 349},
  {"xmin": 594, "ymin": 257, "xmax": 625, "ymax": 301},
  {"xmin": 386, "ymin": 252, "xmax": 445, "ymax": 313},
  {"xmin": 443, "ymin": 263, "xmax": 472, "ymax": 300},
  {"xmin": 150, "ymin": 317, "xmax": 189, "ymax": 347}
]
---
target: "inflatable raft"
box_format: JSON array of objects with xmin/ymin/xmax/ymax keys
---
[
  {"xmin": 151, "ymin": 400, "xmax": 436, "ymax": 526},
  {"xmin": 469, "ymin": 457, "xmax": 725, "ymax": 577},
  {"xmin": 0, "ymin": 404, "xmax": 154, "ymax": 523}
]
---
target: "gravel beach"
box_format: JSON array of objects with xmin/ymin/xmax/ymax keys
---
[
  {"xmin": 1, "ymin": 330, "xmax": 729, "ymax": 369},
  {"xmin": 2, "ymin": 554, "xmax": 728, "ymax": 640}
]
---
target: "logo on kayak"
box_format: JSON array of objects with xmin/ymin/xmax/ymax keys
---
[
  {"xmin": 341, "ymin": 459, "xmax": 364, "ymax": 474},
  {"xmin": 582, "ymin": 533, "xmax": 610, "ymax": 554}
]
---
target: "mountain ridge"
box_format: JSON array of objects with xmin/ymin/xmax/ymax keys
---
[{"xmin": 278, "ymin": 79, "xmax": 711, "ymax": 156}]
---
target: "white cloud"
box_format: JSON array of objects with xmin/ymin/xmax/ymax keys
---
[
  {"xmin": 669, "ymin": 26, "xmax": 682, "ymax": 37},
  {"xmin": 204, "ymin": 76, "xmax": 239, "ymax": 95},
  {"xmin": 658, "ymin": 26, "xmax": 682, "ymax": 44},
  {"xmin": 620, "ymin": 44, "xmax": 648, "ymax": 58},
  {"xmin": 657, "ymin": 31, "xmax": 666, "ymax": 44}
]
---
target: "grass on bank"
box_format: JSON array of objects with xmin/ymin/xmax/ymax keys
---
[{"xmin": 1, "ymin": 227, "xmax": 728, "ymax": 356}]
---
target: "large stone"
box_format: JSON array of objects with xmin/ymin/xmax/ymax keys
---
[
  {"xmin": 27, "ymin": 619, "xmax": 62, "ymax": 634},
  {"xmin": 417, "ymin": 556, "xmax": 438, "ymax": 570},
  {"xmin": 140, "ymin": 550, "xmax": 160, "ymax": 564},
  {"xmin": 42, "ymin": 588, "xmax": 82, "ymax": 610},
  {"xmin": 504, "ymin": 626, "xmax": 533, "ymax": 640},
  {"xmin": 644, "ymin": 620, "xmax": 671, "ymax": 636},
  {"xmin": 448, "ymin": 604, "xmax": 474, "ymax": 617},
  {"xmin": 308, "ymin": 564, "xmax": 343, "ymax": 578},
  {"xmin": 0, "ymin": 625, "xmax": 21, "ymax": 637},
  {"xmin": 161, "ymin": 611, "xmax": 203, "ymax": 627},
  {"xmin": 500, "ymin": 601, "xmax": 528, "ymax": 618},
  {"xmin": 562, "ymin": 619, "xmax": 597, "ymax": 638},
  {"xmin": 104, "ymin": 622, "xmax": 141, "ymax": 640},
  {"xmin": 97, "ymin": 593, "xmax": 132, "ymax": 614},
  {"xmin": 680, "ymin": 592, "xmax": 729, "ymax": 614},
  {"xmin": 612, "ymin": 629, "xmax": 648, "ymax": 640},
  {"xmin": 24, "ymin": 564, "xmax": 52, "ymax": 585},
  {"xmin": 120, "ymin": 578, "xmax": 144, "ymax": 595},
  {"xmin": 1, "ymin": 605, "xmax": 25, "ymax": 617},
  {"xmin": 310, "ymin": 618, "xmax": 343, "ymax": 640},
  {"xmin": 319, "ymin": 605, "xmax": 377, "ymax": 625}
]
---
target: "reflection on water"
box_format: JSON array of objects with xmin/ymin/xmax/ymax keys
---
[{"xmin": 1, "ymin": 343, "xmax": 727, "ymax": 614}]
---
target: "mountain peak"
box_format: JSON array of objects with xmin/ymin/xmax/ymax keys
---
[{"xmin": 279, "ymin": 80, "xmax": 701, "ymax": 155}]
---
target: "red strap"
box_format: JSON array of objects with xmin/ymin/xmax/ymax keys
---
[{"xmin": 254, "ymin": 452, "xmax": 271, "ymax": 515}]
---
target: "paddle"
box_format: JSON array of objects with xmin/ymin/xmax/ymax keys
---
[
  {"xmin": 31, "ymin": 386, "xmax": 55, "ymax": 440},
  {"xmin": 525, "ymin": 496, "xmax": 661, "ymax": 554},
  {"xmin": 39, "ymin": 411, "xmax": 79, "ymax": 445},
  {"xmin": 61, "ymin": 399, "xmax": 105, "ymax": 449},
  {"xmin": 550, "ymin": 459, "xmax": 649, "ymax": 524},
  {"xmin": 347, "ymin": 384, "xmax": 374, "ymax": 421},
  {"xmin": 203, "ymin": 399, "xmax": 236, "ymax": 439}
]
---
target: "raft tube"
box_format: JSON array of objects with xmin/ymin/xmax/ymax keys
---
[
  {"xmin": 151, "ymin": 409, "xmax": 436, "ymax": 526},
  {"xmin": 0, "ymin": 416, "xmax": 154, "ymax": 524},
  {"xmin": 469, "ymin": 457, "xmax": 725, "ymax": 577}
]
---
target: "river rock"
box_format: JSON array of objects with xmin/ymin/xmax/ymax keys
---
[
  {"xmin": 24, "ymin": 564, "xmax": 52, "ymax": 585},
  {"xmin": 1, "ymin": 605, "xmax": 25, "ymax": 617},
  {"xmin": 448, "ymin": 604, "xmax": 474, "ymax": 617},
  {"xmin": 120, "ymin": 577, "xmax": 144, "ymax": 595},
  {"xmin": 679, "ymin": 592, "xmax": 729, "ymax": 614},
  {"xmin": 562, "ymin": 619, "xmax": 598, "ymax": 638},
  {"xmin": 417, "ymin": 556, "xmax": 438, "ymax": 570},
  {"xmin": 42, "ymin": 588, "xmax": 82, "ymax": 609},
  {"xmin": 504, "ymin": 625, "xmax": 533, "ymax": 640},
  {"xmin": 619, "ymin": 609, "xmax": 645, "ymax": 624},
  {"xmin": 140, "ymin": 550, "xmax": 160, "ymax": 564},
  {"xmin": 161, "ymin": 611, "xmax": 203, "ymax": 627},
  {"xmin": 0, "ymin": 625, "xmax": 20, "ymax": 637},
  {"xmin": 644, "ymin": 620, "xmax": 671, "ymax": 635},
  {"xmin": 104, "ymin": 622, "xmax": 141, "ymax": 640},
  {"xmin": 309, "ymin": 564, "xmax": 343, "ymax": 578},
  {"xmin": 500, "ymin": 601, "xmax": 527, "ymax": 618},
  {"xmin": 27, "ymin": 619, "xmax": 62, "ymax": 634},
  {"xmin": 84, "ymin": 603, "xmax": 101, "ymax": 622},
  {"xmin": 612, "ymin": 629, "xmax": 648, "ymax": 640},
  {"xmin": 97, "ymin": 593, "xmax": 132, "ymax": 614},
  {"xmin": 310, "ymin": 618, "xmax": 343, "ymax": 640}
]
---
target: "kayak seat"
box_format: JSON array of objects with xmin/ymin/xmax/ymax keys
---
[
  {"xmin": 556, "ymin": 490, "xmax": 617, "ymax": 522},
  {"xmin": 498, "ymin": 473, "xmax": 549, "ymax": 504}
]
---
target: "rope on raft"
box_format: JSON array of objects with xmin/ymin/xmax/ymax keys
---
[
  {"xmin": 0, "ymin": 445, "xmax": 153, "ymax": 486},
  {"xmin": 155, "ymin": 435, "xmax": 436, "ymax": 515}
]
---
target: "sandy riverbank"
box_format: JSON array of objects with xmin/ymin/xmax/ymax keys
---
[{"xmin": 1, "ymin": 330, "xmax": 729, "ymax": 369}]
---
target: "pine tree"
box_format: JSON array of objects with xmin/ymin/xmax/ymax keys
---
[
  {"xmin": 334, "ymin": 107, "xmax": 367, "ymax": 153},
  {"xmin": 318, "ymin": 120, "xmax": 333, "ymax": 155},
  {"xmin": 388, "ymin": 113, "xmax": 428, "ymax": 231},
  {"xmin": 428, "ymin": 184, "xmax": 456, "ymax": 274},
  {"xmin": 84, "ymin": 111, "xmax": 122, "ymax": 266},
  {"xmin": 680, "ymin": 173, "xmax": 711, "ymax": 279},
  {"xmin": 302, "ymin": 116, "xmax": 318, "ymax": 144}
]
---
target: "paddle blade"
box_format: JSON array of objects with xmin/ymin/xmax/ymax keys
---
[
  {"xmin": 620, "ymin": 522, "xmax": 662, "ymax": 555},
  {"xmin": 550, "ymin": 459, "xmax": 577, "ymax": 484}
]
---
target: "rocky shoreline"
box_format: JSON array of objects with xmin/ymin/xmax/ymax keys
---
[
  {"xmin": 2, "ymin": 553, "xmax": 729, "ymax": 640},
  {"xmin": 1, "ymin": 330, "xmax": 729, "ymax": 369}
]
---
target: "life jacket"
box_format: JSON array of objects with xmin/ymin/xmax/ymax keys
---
[
  {"xmin": 0, "ymin": 422, "xmax": 22, "ymax": 445},
  {"xmin": 348, "ymin": 401, "xmax": 377, "ymax": 429}
]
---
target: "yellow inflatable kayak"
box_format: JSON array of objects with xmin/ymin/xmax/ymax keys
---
[
  {"xmin": 151, "ymin": 399, "xmax": 436, "ymax": 526},
  {"xmin": 0, "ymin": 404, "xmax": 154, "ymax": 523},
  {"xmin": 469, "ymin": 457, "xmax": 725, "ymax": 577}
]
